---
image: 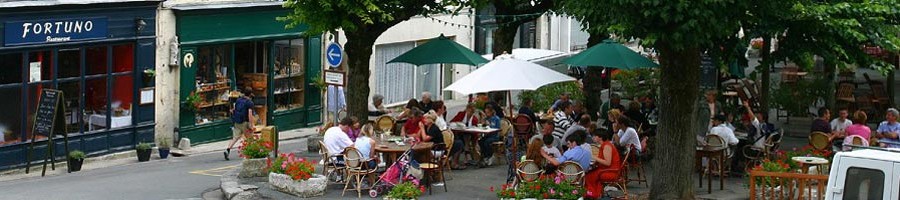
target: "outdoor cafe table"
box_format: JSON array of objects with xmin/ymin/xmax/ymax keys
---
[
  {"xmin": 792, "ymin": 156, "xmax": 829, "ymax": 175},
  {"xmin": 451, "ymin": 127, "xmax": 500, "ymax": 164},
  {"xmin": 696, "ymin": 145, "xmax": 726, "ymax": 194},
  {"xmin": 374, "ymin": 139, "xmax": 433, "ymax": 167}
]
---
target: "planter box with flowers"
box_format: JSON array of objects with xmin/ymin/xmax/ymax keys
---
[
  {"xmin": 749, "ymin": 145, "xmax": 832, "ymax": 199},
  {"xmin": 239, "ymin": 135, "xmax": 273, "ymax": 178},
  {"xmin": 268, "ymin": 153, "xmax": 326, "ymax": 197},
  {"xmin": 385, "ymin": 181, "xmax": 424, "ymax": 200},
  {"xmin": 494, "ymin": 173, "xmax": 586, "ymax": 200}
]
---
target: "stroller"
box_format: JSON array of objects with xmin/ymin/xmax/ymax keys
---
[{"xmin": 368, "ymin": 147, "xmax": 422, "ymax": 197}]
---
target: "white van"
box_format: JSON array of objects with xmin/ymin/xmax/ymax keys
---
[{"xmin": 825, "ymin": 148, "xmax": 900, "ymax": 199}]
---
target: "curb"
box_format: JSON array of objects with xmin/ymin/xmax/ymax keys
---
[{"xmin": 220, "ymin": 168, "xmax": 260, "ymax": 200}]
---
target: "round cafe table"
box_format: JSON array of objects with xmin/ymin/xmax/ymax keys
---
[
  {"xmin": 792, "ymin": 156, "xmax": 829, "ymax": 174},
  {"xmin": 374, "ymin": 140, "xmax": 433, "ymax": 167}
]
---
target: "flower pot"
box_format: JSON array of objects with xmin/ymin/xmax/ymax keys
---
[
  {"xmin": 158, "ymin": 148, "xmax": 170, "ymax": 159},
  {"xmin": 136, "ymin": 149, "xmax": 152, "ymax": 162},
  {"xmin": 268, "ymin": 172, "xmax": 327, "ymax": 198},
  {"xmin": 68, "ymin": 158, "xmax": 83, "ymax": 172},
  {"xmin": 239, "ymin": 158, "xmax": 268, "ymax": 178},
  {"xmin": 142, "ymin": 74, "xmax": 154, "ymax": 87}
]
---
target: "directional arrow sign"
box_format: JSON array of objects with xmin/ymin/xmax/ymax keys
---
[{"xmin": 326, "ymin": 43, "xmax": 343, "ymax": 67}]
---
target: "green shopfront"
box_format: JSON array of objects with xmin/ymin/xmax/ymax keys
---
[{"xmin": 174, "ymin": 5, "xmax": 323, "ymax": 144}]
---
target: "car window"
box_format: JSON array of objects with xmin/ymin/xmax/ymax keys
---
[{"xmin": 842, "ymin": 167, "xmax": 884, "ymax": 200}]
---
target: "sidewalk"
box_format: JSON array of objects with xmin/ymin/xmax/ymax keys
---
[{"xmin": 0, "ymin": 127, "xmax": 319, "ymax": 183}]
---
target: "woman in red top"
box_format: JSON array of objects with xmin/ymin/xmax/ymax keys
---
[
  {"xmin": 402, "ymin": 108, "xmax": 425, "ymax": 140},
  {"xmin": 585, "ymin": 130, "xmax": 621, "ymax": 198}
]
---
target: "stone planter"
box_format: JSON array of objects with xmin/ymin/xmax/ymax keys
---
[
  {"xmin": 268, "ymin": 172, "xmax": 326, "ymax": 198},
  {"xmin": 239, "ymin": 158, "xmax": 268, "ymax": 178}
]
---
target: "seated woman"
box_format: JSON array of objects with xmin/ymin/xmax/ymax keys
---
[
  {"xmin": 844, "ymin": 110, "xmax": 872, "ymax": 149},
  {"xmin": 585, "ymin": 130, "xmax": 622, "ymax": 198},
  {"xmin": 422, "ymin": 113, "xmax": 448, "ymax": 160},
  {"xmin": 397, "ymin": 99, "xmax": 421, "ymax": 121},
  {"xmin": 355, "ymin": 124, "xmax": 378, "ymax": 184},
  {"xmin": 451, "ymin": 103, "xmax": 481, "ymax": 127},
  {"xmin": 401, "ymin": 108, "xmax": 424, "ymax": 139}
]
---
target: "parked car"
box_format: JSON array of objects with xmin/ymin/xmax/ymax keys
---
[{"xmin": 825, "ymin": 147, "xmax": 900, "ymax": 199}]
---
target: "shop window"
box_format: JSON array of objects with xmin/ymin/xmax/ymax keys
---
[
  {"xmin": 58, "ymin": 48, "xmax": 81, "ymax": 79},
  {"xmin": 84, "ymin": 77, "xmax": 108, "ymax": 132},
  {"xmin": 0, "ymin": 86, "xmax": 23, "ymax": 146},
  {"xmin": 112, "ymin": 44, "xmax": 134, "ymax": 73},
  {"xmin": 86, "ymin": 46, "xmax": 108, "ymax": 76},
  {"xmin": 0, "ymin": 53, "xmax": 23, "ymax": 84},
  {"xmin": 110, "ymin": 75, "xmax": 133, "ymax": 129},
  {"xmin": 28, "ymin": 51, "xmax": 53, "ymax": 82},
  {"xmin": 274, "ymin": 39, "xmax": 305, "ymax": 111},
  {"xmin": 59, "ymin": 81, "xmax": 82, "ymax": 135},
  {"xmin": 194, "ymin": 45, "xmax": 233, "ymax": 125}
]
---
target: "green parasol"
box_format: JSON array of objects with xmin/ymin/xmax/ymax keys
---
[
  {"xmin": 563, "ymin": 39, "xmax": 658, "ymax": 69},
  {"xmin": 388, "ymin": 34, "xmax": 489, "ymax": 66}
]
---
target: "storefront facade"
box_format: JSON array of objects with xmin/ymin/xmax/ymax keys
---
[
  {"xmin": 172, "ymin": 4, "xmax": 323, "ymax": 144},
  {"xmin": 0, "ymin": 1, "xmax": 158, "ymax": 170}
]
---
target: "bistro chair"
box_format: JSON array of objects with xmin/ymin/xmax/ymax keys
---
[
  {"xmin": 420, "ymin": 144, "xmax": 448, "ymax": 194},
  {"xmin": 557, "ymin": 161, "xmax": 585, "ymax": 186},
  {"xmin": 809, "ymin": 131, "xmax": 830, "ymax": 151},
  {"xmin": 599, "ymin": 148, "xmax": 630, "ymax": 200},
  {"xmin": 319, "ymin": 140, "xmax": 345, "ymax": 185},
  {"xmin": 512, "ymin": 114, "xmax": 534, "ymax": 155},
  {"xmin": 763, "ymin": 131, "xmax": 783, "ymax": 159},
  {"xmin": 516, "ymin": 160, "xmax": 543, "ymax": 186},
  {"xmin": 626, "ymin": 145, "xmax": 649, "ymax": 187},
  {"xmin": 836, "ymin": 82, "xmax": 856, "ymax": 109},
  {"xmin": 843, "ymin": 135, "xmax": 869, "ymax": 151},
  {"xmin": 341, "ymin": 147, "xmax": 377, "ymax": 198},
  {"xmin": 703, "ymin": 135, "xmax": 729, "ymax": 176},
  {"xmin": 491, "ymin": 119, "xmax": 513, "ymax": 166},
  {"xmin": 375, "ymin": 115, "xmax": 396, "ymax": 135},
  {"xmin": 870, "ymin": 83, "xmax": 890, "ymax": 110},
  {"xmin": 441, "ymin": 129, "xmax": 455, "ymax": 180}
]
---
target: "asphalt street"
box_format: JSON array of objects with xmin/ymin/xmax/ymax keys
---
[{"xmin": 0, "ymin": 137, "xmax": 509, "ymax": 200}]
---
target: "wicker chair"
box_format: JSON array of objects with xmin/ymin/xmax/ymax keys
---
[
  {"xmin": 441, "ymin": 129, "xmax": 455, "ymax": 180},
  {"xmin": 809, "ymin": 131, "xmax": 831, "ymax": 151},
  {"xmin": 420, "ymin": 144, "xmax": 449, "ymax": 194},
  {"xmin": 512, "ymin": 114, "xmax": 534, "ymax": 161},
  {"xmin": 319, "ymin": 140, "xmax": 345, "ymax": 185},
  {"xmin": 557, "ymin": 161, "xmax": 585, "ymax": 186},
  {"xmin": 598, "ymin": 148, "xmax": 630, "ymax": 200},
  {"xmin": 341, "ymin": 147, "xmax": 377, "ymax": 198},
  {"xmin": 626, "ymin": 145, "xmax": 649, "ymax": 187},
  {"xmin": 704, "ymin": 135, "xmax": 729, "ymax": 176},
  {"xmin": 491, "ymin": 119, "xmax": 512, "ymax": 166},
  {"xmin": 375, "ymin": 115, "xmax": 396, "ymax": 135},
  {"xmin": 516, "ymin": 160, "xmax": 543, "ymax": 186}
]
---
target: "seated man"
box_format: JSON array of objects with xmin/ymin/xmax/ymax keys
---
[
  {"xmin": 709, "ymin": 114, "xmax": 739, "ymax": 154},
  {"xmin": 531, "ymin": 120, "xmax": 563, "ymax": 149},
  {"xmin": 540, "ymin": 130, "xmax": 592, "ymax": 171},
  {"xmin": 324, "ymin": 117, "xmax": 355, "ymax": 164}
]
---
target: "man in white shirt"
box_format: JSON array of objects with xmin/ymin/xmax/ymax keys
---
[
  {"xmin": 324, "ymin": 117, "xmax": 355, "ymax": 157},
  {"xmin": 709, "ymin": 114, "xmax": 739, "ymax": 145},
  {"xmin": 830, "ymin": 108, "xmax": 853, "ymax": 135},
  {"xmin": 368, "ymin": 94, "xmax": 391, "ymax": 116}
]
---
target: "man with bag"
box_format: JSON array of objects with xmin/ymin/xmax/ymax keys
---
[{"xmin": 225, "ymin": 88, "xmax": 255, "ymax": 160}]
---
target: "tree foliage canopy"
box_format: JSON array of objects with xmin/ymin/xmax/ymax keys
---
[{"xmin": 281, "ymin": 0, "xmax": 473, "ymax": 35}]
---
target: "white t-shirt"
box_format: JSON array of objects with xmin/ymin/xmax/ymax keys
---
[
  {"xmin": 435, "ymin": 115, "xmax": 449, "ymax": 131},
  {"xmin": 324, "ymin": 127, "xmax": 354, "ymax": 155},
  {"xmin": 709, "ymin": 124, "xmax": 739, "ymax": 145},
  {"xmin": 617, "ymin": 127, "xmax": 642, "ymax": 152},
  {"xmin": 542, "ymin": 146, "xmax": 562, "ymax": 158},
  {"xmin": 831, "ymin": 118, "xmax": 853, "ymax": 133}
]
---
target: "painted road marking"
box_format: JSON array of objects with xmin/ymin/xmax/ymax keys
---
[{"xmin": 189, "ymin": 165, "xmax": 239, "ymax": 177}]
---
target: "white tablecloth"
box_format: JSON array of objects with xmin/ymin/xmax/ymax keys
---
[{"xmin": 88, "ymin": 114, "xmax": 132, "ymax": 131}]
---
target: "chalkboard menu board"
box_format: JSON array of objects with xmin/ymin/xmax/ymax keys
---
[
  {"xmin": 33, "ymin": 89, "xmax": 61, "ymax": 136},
  {"xmin": 699, "ymin": 54, "xmax": 718, "ymax": 89}
]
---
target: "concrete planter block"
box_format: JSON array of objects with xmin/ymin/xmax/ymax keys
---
[
  {"xmin": 268, "ymin": 172, "xmax": 326, "ymax": 198},
  {"xmin": 307, "ymin": 136, "xmax": 323, "ymax": 153},
  {"xmin": 238, "ymin": 158, "xmax": 268, "ymax": 178}
]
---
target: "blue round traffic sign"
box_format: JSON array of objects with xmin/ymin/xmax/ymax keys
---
[{"xmin": 326, "ymin": 43, "xmax": 343, "ymax": 67}]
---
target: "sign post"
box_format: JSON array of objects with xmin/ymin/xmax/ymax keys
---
[
  {"xmin": 25, "ymin": 89, "xmax": 69, "ymax": 176},
  {"xmin": 326, "ymin": 43, "xmax": 343, "ymax": 67},
  {"xmin": 325, "ymin": 43, "xmax": 345, "ymax": 123}
]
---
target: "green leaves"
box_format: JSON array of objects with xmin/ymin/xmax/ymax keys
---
[{"xmin": 281, "ymin": 0, "xmax": 476, "ymax": 34}]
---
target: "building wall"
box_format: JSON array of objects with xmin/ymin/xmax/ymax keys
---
[{"xmin": 154, "ymin": 8, "xmax": 178, "ymax": 144}]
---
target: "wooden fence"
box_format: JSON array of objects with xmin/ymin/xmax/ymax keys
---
[{"xmin": 749, "ymin": 170, "xmax": 830, "ymax": 200}]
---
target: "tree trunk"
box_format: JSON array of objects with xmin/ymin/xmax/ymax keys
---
[
  {"xmin": 583, "ymin": 33, "xmax": 608, "ymax": 119},
  {"xmin": 343, "ymin": 31, "xmax": 379, "ymax": 122},
  {"xmin": 823, "ymin": 59, "xmax": 837, "ymax": 110},
  {"xmin": 491, "ymin": 24, "xmax": 518, "ymax": 57},
  {"xmin": 759, "ymin": 37, "xmax": 772, "ymax": 117},
  {"xmin": 649, "ymin": 42, "xmax": 700, "ymax": 199}
]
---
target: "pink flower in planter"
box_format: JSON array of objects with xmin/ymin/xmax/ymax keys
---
[
  {"xmin": 550, "ymin": 188, "xmax": 556, "ymax": 195},
  {"xmin": 572, "ymin": 190, "xmax": 578, "ymax": 194}
]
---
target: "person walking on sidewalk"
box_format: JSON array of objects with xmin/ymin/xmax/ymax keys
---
[{"xmin": 225, "ymin": 89, "xmax": 255, "ymax": 160}]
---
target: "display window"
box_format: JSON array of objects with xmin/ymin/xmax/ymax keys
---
[{"xmin": 273, "ymin": 39, "xmax": 305, "ymax": 112}]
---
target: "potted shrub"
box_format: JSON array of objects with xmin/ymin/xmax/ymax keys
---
[
  {"xmin": 136, "ymin": 142, "xmax": 152, "ymax": 162},
  {"xmin": 238, "ymin": 134, "xmax": 273, "ymax": 178},
  {"xmin": 386, "ymin": 181, "xmax": 424, "ymax": 200},
  {"xmin": 67, "ymin": 150, "xmax": 86, "ymax": 172},
  {"xmin": 494, "ymin": 173, "xmax": 587, "ymax": 200},
  {"xmin": 268, "ymin": 153, "xmax": 326, "ymax": 197},
  {"xmin": 157, "ymin": 137, "xmax": 171, "ymax": 159}
]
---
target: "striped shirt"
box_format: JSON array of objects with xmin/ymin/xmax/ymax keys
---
[{"xmin": 553, "ymin": 111, "xmax": 573, "ymax": 139}]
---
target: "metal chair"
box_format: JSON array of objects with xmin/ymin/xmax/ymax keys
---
[
  {"xmin": 375, "ymin": 115, "xmax": 396, "ymax": 135},
  {"xmin": 836, "ymin": 82, "xmax": 856, "ymax": 109},
  {"xmin": 341, "ymin": 147, "xmax": 376, "ymax": 198},
  {"xmin": 557, "ymin": 161, "xmax": 585, "ymax": 186},
  {"xmin": 626, "ymin": 145, "xmax": 649, "ymax": 187},
  {"xmin": 809, "ymin": 131, "xmax": 831, "ymax": 151},
  {"xmin": 318, "ymin": 140, "xmax": 345, "ymax": 185}
]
